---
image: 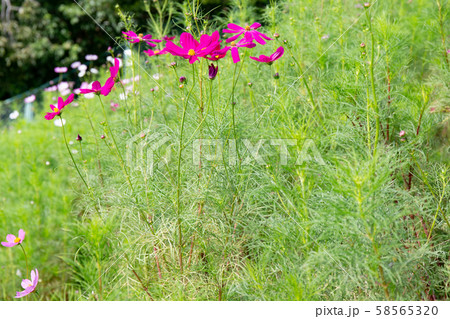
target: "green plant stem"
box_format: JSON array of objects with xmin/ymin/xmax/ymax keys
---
[
  {"xmin": 97, "ymin": 96, "xmax": 134, "ymax": 192},
  {"xmin": 365, "ymin": 7, "xmax": 380, "ymax": 162},
  {"xmin": 59, "ymin": 115, "xmax": 90, "ymax": 190},
  {"xmin": 175, "ymin": 64, "xmax": 196, "ymax": 273},
  {"xmin": 19, "ymin": 243, "xmax": 29, "ymax": 277}
]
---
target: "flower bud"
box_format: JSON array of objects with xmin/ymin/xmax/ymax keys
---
[
  {"xmin": 208, "ymin": 63, "xmax": 218, "ymax": 80},
  {"xmin": 100, "ymin": 135, "xmax": 106, "ymax": 139},
  {"xmin": 76, "ymin": 134, "xmax": 82, "ymax": 142},
  {"xmin": 179, "ymin": 76, "xmax": 187, "ymax": 84},
  {"xmin": 273, "ymin": 72, "xmax": 280, "ymax": 79},
  {"xmin": 274, "ymin": 33, "xmax": 280, "ymax": 39}
]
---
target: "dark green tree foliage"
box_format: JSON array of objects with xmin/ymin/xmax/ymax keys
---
[{"xmin": 0, "ymin": 0, "xmax": 146, "ymax": 100}]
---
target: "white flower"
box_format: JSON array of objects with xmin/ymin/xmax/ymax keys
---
[
  {"xmin": 78, "ymin": 64, "xmax": 88, "ymax": 71},
  {"xmin": 45, "ymin": 161, "xmax": 50, "ymax": 166},
  {"xmin": 16, "ymin": 269, "xmax": 22, "ymax": 277},
  {"xmin": 78, "ymin": 70, "xmax": 86, "ymax": 78},
  {"xmin": 17, "ymin": 130, "xmax": 22, "ymax": 134},
  {"xmin": 84, "ymin": 93, "xmax": 95, "ymax": 99},
  {"xmin": 152, "ymin": 73, "xmax": 161, "ymax": 80},
  {"xmin": 9, "ymin": 110, "xmax": 19, "ymax": 120},
  {"xmin": 120, "ymin": 93, "xmax": 127, "ymax": 100},
  {"xmin": 90, "ymin": 68, "xmax": 99, "ymax": 74},
  {"xmin": 54, "ymin": 118, "xmax": 66, "ymax": 127},
  {"xmin": 85, "ymin": 54, "xmax": 98, "ymax": 61}
]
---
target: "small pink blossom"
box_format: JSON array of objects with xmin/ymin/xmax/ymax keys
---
[
  {"xmin": 162, "ymin": 35, "xmax": 176, "ymax": 41},
  {"xmin": 143, "ymin": 48, "xmax": 168, "ymax": 57},
  {"xmin": 122, "ymin": 31, "xmax": 161, "ymax": 47},
  {"xmin": 229, "ymin": 38, "xmax": 256, "ymax": 63},
  {"xmin": 79, "ymin": 79, "xmax": 115, "ymax": 97},
  {"xmin": 85, "ymin": 54, "xmax": 98, "ymax": 61},
  {"xmin": 24, "ymin": 95, "xmax": 36, "ymax": 104},
  {"xmin": 15, "ymin": 269, "xmax": 39, "ymax": 298},
  {"xmin": 54, "ymin": 67, "xmax": 68, "ymax": 73},
  {"xmin": 44, "ymin": 94, "xmax": 75, "ymax": 120},
  {"xmin": 399, "ymin": 130, "xmax": 406, "ymax": 137},
  {"xmin": 71, "ymin": 61, "xmax": 81, "ymax": 69},
  {"xmin": 223, "ymin": 22, "xmax": 272, "ymax": 45},
  {"xmin": 250, "ymin": 46, "xmax": 284, "ymax": 64},
  {"xmin": 1, "ymin": 229, "xmax": 25, "ymax": 247}
]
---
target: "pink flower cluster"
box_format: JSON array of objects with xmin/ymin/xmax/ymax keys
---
[
  {"xmin": 1, "ymin": 229, "xmax": 39, "ymax": 298},
  {"xmin": 124, "ymin": 22, "xmax": 284, "ymax": 65}
]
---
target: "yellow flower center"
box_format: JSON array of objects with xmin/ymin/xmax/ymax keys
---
[
  {"xmin": 188, "ymin": 49, "xmax": 196, "ymax": 56},
  {"xmin": 215, "ymin": 55, "xmax": 220, "ymax": 59},
  {"xmin": 53, "ymin": 106, "xmax": 59, "ymax": 113},
  {"xmin": 230, "ymin": 41, "xmax": 236, "ymax": 47},
  {"xmin": 154, "ymin": 50, "xmax": 160, "ymax": 54},
  {"xmin": 245, "ymin": 25, "xmax": 251, "ymax": 31},
  {"xmin": 138, "ymin": 33, "xmax": 143, "ymax": 39},
  {"xmin": 14, "ymin": 238, "xmax": 21, "ymax": 243}
]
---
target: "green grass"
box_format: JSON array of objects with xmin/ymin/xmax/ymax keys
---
[{"xmin": 1, "ymin": 0, "xmax": 449, "ymax": 301}]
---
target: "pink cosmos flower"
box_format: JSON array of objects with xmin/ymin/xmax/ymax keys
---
[
  {"xmin": 162, "ymin": 35, "xmax": 176, "ymax": 41},
  {"xmin": 15, "ymin": 269, "xmax": 39, "ymax": 298},
  {"xmin": 44, "ymin": 94, "xmax": 75, "ymax": 120},
  {"xmin": 250, "ymin": 46, "xmax": 284, "ymax": 64},
  {"xmin": 165, "ymin": 31, "xmax": 221, "ymax": 64},
  {"xmin": 229, "ymin": 38, "xmax": 256, "ymax": 63},
  {"xmin": 79, "ymin": 79, "xmax": 115, "ymax": 97},
  {"xmin": 206, "ymin": 46, "xmax": 230, "ymax": 61},
  {"xmin": 109, "ymin": 58, "xmax": 121, "ymax": 81},
  {"xmin": 122, "ymin": 31, "xmax": 161, "ymax": 47},
  {"xmin": 1, "ymin": 229, "xmax": 25, "ymax": 247},
  {"xmin": 143, "ymin": 48, "xmax": 168, "ymax": 57},
  {"xmin": 223, "ymin": 22, "xmax": 272, "ymax": 45},
  {"xmin": 54, "ymin": 67, "xmax": 68, "ymax": 73}
]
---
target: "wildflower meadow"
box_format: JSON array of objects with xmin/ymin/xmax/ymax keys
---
[{"xmin": 0, "ymin": 0, "xmax": 449, "ymax": 303}]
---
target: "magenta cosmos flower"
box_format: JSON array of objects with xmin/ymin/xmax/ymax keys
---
[
  {"xmin": 143, "ymin": 48, "xmax": 168, "ymax": 57},
  {"xmin": 229, "ymin": 38, "xmax": 256, "ymax": 63},
  {"xmin": 250, "ymin": 46, "xmax": 284, "ymax": 64},
  {"xmin": 206, "ymin": 46, "xmax": 230, "ymax": 61},
  {"xmin": 165, "ymin": 31, "xmax": 221, "ymax": 64},
  {"xmin": 44, "ymin": 94, "xmax": 75, "ymax": 120},
  {"xmin": 162, "ymin": 35, "xmax": 176, "ymax": 41},
  {"xmin": 223, "ymin": 22, "xmax": 272, "ymax": 45},
  {"xmin": 1, "ymin": 229, "xmax": 25, "ymax": 247},
  {"xmin": 79, "ymin": 79, "xmax": 115, "ymax": 97},
  {"xmin": 109, "ymin": 58, "xmax": 121, "ymax": 81},
  {"xmin": 123, "ymin": 31, "xmax": 161, "ymax": 47},
  {"xmin": 16, "ymin": 269, "xmax": 39, "ymax": 298}
]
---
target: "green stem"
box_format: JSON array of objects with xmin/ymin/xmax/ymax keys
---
[
  {"xmin": 365, "ymin": 7, "xmax": 380, "ymax": 162},
  {"xmin": 19, "ymin": 243, "xmax": 29, "ymax": 277},
  {"xmin": 59, "ymin": 115, "xmax": 90, "ymax": 190},
  {"xmin": 97, "ymin": 96, "xmax": 134, "ymax": 192}
]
